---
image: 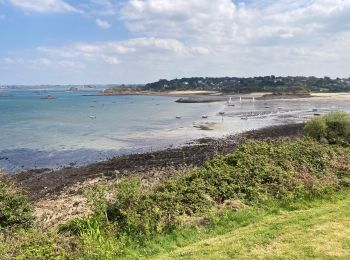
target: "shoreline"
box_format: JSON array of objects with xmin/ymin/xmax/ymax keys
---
[
  {"xmin": 13, "ymin": 123, "xmax": 304, "ymax": 202},
  {"xmin": 82, "ymin": 90, "xmax": 350, "ymax": 104},
  {"xmin": 8, "ymin": 90, "xmax": 350, "ymax": 207}
]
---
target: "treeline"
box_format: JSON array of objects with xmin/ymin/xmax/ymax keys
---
[{"xmin": 145, "ymin": 76, "xmax": 350, "ymax": 93}]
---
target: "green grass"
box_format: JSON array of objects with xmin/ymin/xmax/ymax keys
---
[{"xmin": 151, "ymin": 190, "xmax": 350, "ymax": 259}]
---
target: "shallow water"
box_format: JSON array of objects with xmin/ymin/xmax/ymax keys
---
[{"xmin": 0, "ymin": 89, "xmax": 349, "ymax": 172}]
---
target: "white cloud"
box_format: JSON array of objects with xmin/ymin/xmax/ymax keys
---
[
  {"xmin": 1, "ymin": 56, "xmax": 85, "ymax": 70},
  {"xmin": 37, "ymin": 37, "xmax": 208, "ymax": 65},
  {"xmin": 2, "ymin": 0, "xmax": 350, "ymax": 84},
  {"xmin": 7, "ymin": 0, "xmax": 80, "ymax": 13},
  {"xmin": 35, "ymin": 58, "xmax": 51, "ymax": 66},
  {"xmin": 96, "ymin": 18, "xmax": 111, "ymax": 29},
  {"xmin": 57, "ymin": 60, "xmax": 85, "ymax": 69},
  {"xmin": 84, "ymin": 0, "xmax": 119, "ymax": 15},
  {"xmin": 119, "ymin": 0, "xmax": 350, "ymax": 47},
  {"xmin": 102, "ymin": 56, "xmax": 119, "ymax": 64},
  {"xmin": 115, "ymin": 0, "xmax": 350, "ymax": 77},
  {"xmin": 3, "ymin": 57, "xmax": 23, "ymax": 64}
]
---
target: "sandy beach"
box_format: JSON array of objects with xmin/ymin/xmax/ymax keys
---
[{"xmin": 310, "ymin": 92, "xmax": 350, "ymax": 100}]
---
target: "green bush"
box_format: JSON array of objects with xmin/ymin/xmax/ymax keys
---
[
  {"xmin": 0, "ymin": 176, "xmax": 34, "ymax": 229},
  {"xmin": 0, "ymin": 228, "xmax": 83, "ymax": 259},
  {"xmin": 65, "ymin": 138, "xmax": 350, "ymax": 244},
  {"xmin": 108, "ymin": 178, "xmax": 162, "ymax": 238},
  {"xmin": 304, "ymin": 111, "xmax": 350, "ymax": 145},
  {"xmin": 199, "ymin": 139, "xmax": 342, "ymax": 203}
]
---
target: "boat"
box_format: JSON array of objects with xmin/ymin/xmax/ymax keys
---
[
  {"xmin": 176, "ymin": 116, "xmax": 182, "ymax": 119},
  {"xmin": 40, "ymin": 94, "xmax": 56, "ymax": 100},
  {"xmin": 89, "ymin": 115, "xmax": 96, "ymax": 119},
  {"xmin": 227, "ymin": 97, "xmax": 235, "ymax": 106},
  {"xmin": 202, "ymin": 115, "xmax": 208, "ymax": 119},
  {"xmin": 219, "ymin": 112, "xmax": 225, "ymax": 115}
]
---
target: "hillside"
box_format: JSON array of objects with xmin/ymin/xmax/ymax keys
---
[{"xmin": 145, "ymin": 76, "xmax": 350, "ymax": 93}]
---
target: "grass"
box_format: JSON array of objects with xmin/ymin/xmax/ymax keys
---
[{"xmin": 152, "ymin": 190, "xmax": 350, "ymax": 259}]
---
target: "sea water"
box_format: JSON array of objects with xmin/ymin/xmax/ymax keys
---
[
  {"xmin": 0, "ymin": 88, "xmax": 226, "ymax": 172},
  {"xmin": 1, "ymin": 88, "xmax": 349, "ymax": 172}
]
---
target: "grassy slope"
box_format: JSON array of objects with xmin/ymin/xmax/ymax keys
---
[{"xmin": 154, "ymin": 192, "xmax": 350, "ymax": 259}]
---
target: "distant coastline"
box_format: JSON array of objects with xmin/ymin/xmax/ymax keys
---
[{"xmin": 83, "ymin": 87, "xmax": 315, "ymax": 103}]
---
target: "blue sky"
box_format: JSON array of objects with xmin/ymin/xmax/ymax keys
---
[{"xmin": 0, "ymin": 0, "xmax": 350, "ymax": 85}]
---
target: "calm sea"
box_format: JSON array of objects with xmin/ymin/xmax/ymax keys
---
[
  {"xmin": 1, "ymin": 88, "xmax": 349, "ymax": 172},
  {"xmin": 0, "ymin": 89, "xmax": 225, "ymax": 172}
]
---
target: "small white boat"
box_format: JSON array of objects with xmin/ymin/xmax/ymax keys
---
[
  {"xmin": 227, "ymin": 97, "xmax": 235, "ymax": 106},
  {"xmin": 89, "ymin": 115, "xmax": 96, "ymax": 119}
]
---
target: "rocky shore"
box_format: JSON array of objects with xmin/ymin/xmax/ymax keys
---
[
  {"xmin": 14, "ymin": 123, "xmax": 304, "ymax": 202},
  {"xmin": 257, "ymin": 92, "xmax": 311, "ymax": 100},
  {"xmin": 175, "ymin": 96, "xmax": 226, "ymax": 103}
]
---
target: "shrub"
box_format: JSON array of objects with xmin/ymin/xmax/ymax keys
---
[
  {"xmin": 108, "ymin": 178, "xmax": 161, "ymax": 238},
  {"xmin": 0, "ymin": 229, "xmax": 83, "ymax": 259},
  {"xmin": 304, "ymin": 111, "xmax": 350, "ymax": 145},
  {"xmin": 66, "ymin": 138, "xmax": 350, "ymax": 243},
  {"xmin": 196, "ymin": 139, "xmax": 343, "ymax": 203},
  {"xmin": 0, "ymin": 175, "xmax": 34, "ymax": 229}
]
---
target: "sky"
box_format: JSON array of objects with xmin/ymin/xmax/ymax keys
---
[{"xmin": 0, "ymin": 0, "xmax": 349, "ymax": 85}]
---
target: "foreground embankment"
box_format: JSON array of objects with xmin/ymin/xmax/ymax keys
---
[
  {"xmin": 13, "ymin": 123, "xmax": 304, "ymax": 202},
  {"xmin": 2, "ymin": 111, "xmax": 350, "ymax": 258}
]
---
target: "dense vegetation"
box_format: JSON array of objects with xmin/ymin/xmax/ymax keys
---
[
  {"xmin": 61, "ymin": 138, "xmax": 350, "ymax": 234},
  {"xmin": 1, "ymin": 112, "xmax": 350, "ymax": 258},
  {"xmin": 0, "ymin": 176, "xmax": 33, "ymax": 229},
  {"xmin": 145, "ymin": 76, "xmax": 350, "ymax": 93},
  {"xmin": 304, "ymin": 111, "xmax": 350, "ymax": 146}
]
